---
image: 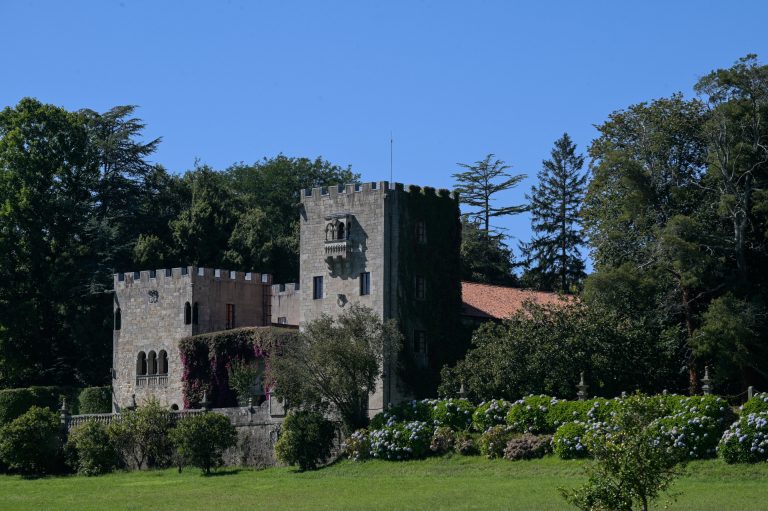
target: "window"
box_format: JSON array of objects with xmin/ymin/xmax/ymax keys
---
[
  {"xmin": 114, "ymin": 308, "xmax": 121, "ymax": 331},
  {"xmin": 313, "ymin": 276, "xmax": 324, "ymax": 300},
  {"xmin": 192, "ymin": 302, "xmax": 199, "ymax": 325},
  {"xmin": 136, "ymin": 352, "xmax": 147, "ymax": 376},
  {"xmin": 337, "ymin": 221, "xmax": 345, "ymax": 240},
  {"xmin": 360, "ymin": 272, "xmax": 371, "ymax": 296},
  {"xmin": 415, "ymin": 220, "xmax": 427, "ymax": 244},
  {"xmin": 278, "ymin": 317, "xmax": 287, "ymax": 325},
  {"xmin": 226, "ymin": 304, "xmax": 236, "ymax": 329},
  {"xmin": 147, "ymin": 351, "xmax": 157, "ymax": 375},
  {"xmin": 414, "ymin": 275, "xmax": 426, "ymax": 300},
  {"xmin": 184, "ymin": 302, "xmax": 192, "ymax": 325},
  {"xmin": 158, "ymin": 350, "xmax": 168, "ymax": 375},
  {"xmin": 413, "ymin": 330, "xmax": 427, "ymax": 353}
]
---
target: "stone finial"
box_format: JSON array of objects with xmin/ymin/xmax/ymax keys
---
[
  {"xmin": 458, "ymin": 382, "xmax": 467, "ymax": 399},
  {"xmin": 247, "ymin": 396, "xmax": 254, "ymax": 412},
  {"xmin": 59, "ymin": 397, "xmax": 70, "ymax": 429},
  {"xmin": 701, "ymin": 366, "xmax": 712, "ymax": 395},
  {"xmin": 748, "ymin": 386, "xmax": 754, "ymax": 400},
  {"xmin": 201, "ymin": 391, "xmax": 210, "ymax": 410},
  {"xmin": 577, "ymin": 372, "xmax": 589, "ymax": 401},
  {"xmin": 131, "ymin": 394, "xmax": 137, "ymax": 410}
]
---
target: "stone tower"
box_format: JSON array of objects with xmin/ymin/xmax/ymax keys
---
[
  {"xmin": 298, "ymin": 182, "xmax": 462, "ymax": 414},
  {"xmin": 112, "ymin": 266, "xmax": 272, "ymax": 411}
]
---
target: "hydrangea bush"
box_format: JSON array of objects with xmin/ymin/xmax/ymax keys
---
[
  {"xmin": 472, "ymin": 399, "xmax": 512, "ymax": 432},
  {"xmin": 506, "ymin": 395, "xmax": 554, "ymax": 434},
  {"xmin": 719, "ymin": 412, "xmax": 768, "ymax": 463},
  {"xmin": 741, "ymin": 392, "xmax": 768, "ymax": 415},
  {"xmin": 553, "ymin": 421, "xmax": 590, "ymax": 459},
  {"xmin": 369, "ymin": 400, "xmax": 432, "ymax": 430},
  {"xmin": 428, "ymin": 398, "xmax": 475, "ymax": 431},
  {"xmin": 479, "ymin": 425, "xmax": 515, "ymax": 459},
  {"xmin": 504, "ymin": 434, "xmax": 552, "ymax": 461},
  {"xmin": 547, "ymin": 399, "xmax": 590, "ymax": 431},
  {"xmin": 367, "ymin": 421, "xmax": 432, "ymax": 460}
]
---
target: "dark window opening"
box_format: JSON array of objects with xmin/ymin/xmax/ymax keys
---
[
  {"xmin": 136, "ymin": 352, "xmax": 147, "ymax": 376},
  {"xmin": 147, "ymin": 351, "xmax": 157, "ymax": 375},
  {"xmin": 114, "ymin": 308, "xmax": 121, "ymax": 331},
  {"xmin": 415, "ymin": 220, "xmax": 427, "ymax": 244},
  {"xmin": 170, "ymin": 404, "xmax": 179, "ymax": 411},
  {"xmin": 313, "ymin": 276, "xmax": 324, "ymax": 300},
  {"xmin": 226, "ymin": 304, "xmax": 236, "ymax": 329},
  {"xmin": 192, "ymin": 302, "xmax": 199, "ymax": 325},
  {"xmin": 337, "ymin": 221, "xmax": 345, "ymax": 240},
  {"xmin": 278, "ymin": 317, "xmax": 287, "ymax": 325},
  {"xmin": 360, "ymin": 272, "xmax": 371, "ymax": 296},
  {"xmin": 415, "ymin": 275, "xmax": 426, "ymax": 300},
  {"xmin": 184, "ymin": 302, "xmax": 192, "ymax": 325},
  {"xmin": 413, "ymin": 330, "xmax": 427, "ymax": 353},
  {"xmin": 158, "ymin": 350, "xmax": 168, "ymax": 375}
]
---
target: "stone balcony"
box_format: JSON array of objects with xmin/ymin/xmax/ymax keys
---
[
  {"xmin": 325, "ymin": 239, "xmax": 351, "ymax": 258},
  {"xmin": 135, "ymin": 375, "xmax": 169, "ymax": 387}
]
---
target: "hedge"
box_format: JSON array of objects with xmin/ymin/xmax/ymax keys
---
[
  {"xmin": 78, "ymin": 387, "xmax": 112, "ymax": 414},
  {"xmin": 0, "ymin": 386, "xmax": 81, "ymax": 426}
]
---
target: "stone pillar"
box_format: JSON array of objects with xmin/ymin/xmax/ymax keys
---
[
  {"xmin": 576, "ymin": 372, "xmax": 588, "ymax": 401},
  {"xmin": 748, "ymin": 386, "xmax": 754, "ymax": 401},
  {"xmin": 701, "ymin": 366, "xmax": 712, "ymax": 396},
  {"xmin": 59, "ymin": 397, "xmax": 70, "ymax": 433}
]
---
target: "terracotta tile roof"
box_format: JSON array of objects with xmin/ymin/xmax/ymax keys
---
[{"xmin": 461, "ymin": 281, "xmax": 566, "ymax": 320}]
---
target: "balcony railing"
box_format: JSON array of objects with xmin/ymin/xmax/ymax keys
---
[
  {"xmin": 325, "ymin": 239, "xmax": 351, "ymax": 258},
  {"xmin": 135, "ymin": 375, "xmax": 169, "ymax": 387}
]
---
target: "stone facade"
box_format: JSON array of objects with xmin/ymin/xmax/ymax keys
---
[
  {"xmin": 112, "ymin": 266, "xmax": 271, "ymax": 411},
  {"xmin": 112, "ymin": 181, "xmax": 463, "ymax": 415}
]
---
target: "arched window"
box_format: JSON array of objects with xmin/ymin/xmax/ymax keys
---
[
  {"xmin": 114, "ymin": 308, "xmax": 121, "ymax": 331},
  {"xmin": 337, "ymin": 221, "xmax": 345, "ymax": 240},
  {"xmin": 136, "ymin": 352, "xmax": 147, "ymax": 376},
  {"xmin": 325, "ymin": 223, "xmax": 335, "ymax": 241},
  {"xmin": 147, "ymin": 351, "xmax": 157, "ymax": 375},
  {"xmin": 192, "ymin": 302, "xmax": 199, "ymax": 325},
  {"xmin": 184, "ymin": 302, "xmax": 192, "ymax": 325},
  {"xmin": 158, "ymin": 350, "xmax": 168, "ymax": 375}
]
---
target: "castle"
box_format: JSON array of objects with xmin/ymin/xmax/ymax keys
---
[{"xmin": 112, "ymin": 181, "xmax": 558, "ymax": 413}]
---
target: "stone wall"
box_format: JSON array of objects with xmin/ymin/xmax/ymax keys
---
[
  {"xmin": 270, "ymin": 283, "xmax": 300, "ymax": 326},
  {"xmin": 113, "ymin": 266, "xmax": 271, "ymax": 411}
]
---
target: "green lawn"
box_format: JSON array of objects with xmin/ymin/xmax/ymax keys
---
[{"xmin": 1, "ymin": 456, "xmax": 767, "ymax": 511}]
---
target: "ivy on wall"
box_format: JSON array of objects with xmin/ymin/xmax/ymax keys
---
[
  {"xmin": 394, "ymin": 185, "xmax": 465, "ymax": 397},
  {"xmin": 179, "ymin": 327, "xmax": 297, "ymax": 409}
]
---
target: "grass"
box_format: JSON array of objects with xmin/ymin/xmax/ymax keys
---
[{"xmin": 0, "ymin": 456, "xmax": 767, "ymax": 510}]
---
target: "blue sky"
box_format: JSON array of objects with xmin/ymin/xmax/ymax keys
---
[{"xmin": 2, "ymin": 1, "xmax": 768, "ymax": 263}]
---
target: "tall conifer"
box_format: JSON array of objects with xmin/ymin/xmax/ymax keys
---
[{"xmin": 521, "ymin": 133, "xmax": 587, "ymax": 292}]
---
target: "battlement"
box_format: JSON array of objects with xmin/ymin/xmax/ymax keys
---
[
  {"xmin": 300, "ymin": 182, "xmax": 459, "ymax": 202},
  {"xmin": 114, "ymin": 266, "xmax": 272, "ymax": 288},
  {"xmin": 272, "ymin": 282, "xmax": 300, "ymax": 293}
]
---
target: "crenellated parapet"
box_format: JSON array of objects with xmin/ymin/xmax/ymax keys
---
[
  {"xmin": 300, "ymin": 181, "xmax": 459, "ymax": 203},
  {"xmin": 114, "ymin": 266, "xmax": 272, "ymax": 289}
]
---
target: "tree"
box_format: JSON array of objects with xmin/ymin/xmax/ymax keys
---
[
  {"xmin": 453, "ymin": 154, "xmax": 527, "ymax": 233},
  {"xmin": 561, "ymin": 394, "xmax": 686, "ymax": 511},
  {"xmin": 439, "ymin": 301, "xmax": 677, "ymax": 402},
  {"xmin": 0, "ymin": 406, "xmax": 62, "ymax": 476},
  {"xmin": 520, "ymin": 133, "xmax": 587, "ymax": 292},
  {"xmin": 459, "ymin": 217, "xmax": 517, "ymax": 285},
  {"xmin": 269, "ymin": 304, "xmax": 402, "ymax": 432},
  {"xmin": 170, "ymin": 413, "xmax": 237, "ymax": 475},
  {"xmin": 274, "ymin": 410, "xmax": 336, "ymax": 471},
  {"xmin": 107, "ymin": 399, "xmax": 174, "ymax": 469}
]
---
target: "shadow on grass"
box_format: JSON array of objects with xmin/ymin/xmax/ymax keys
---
[{"xmin": 204, "ymin": 468, "xmax": 242, "ymax": 477}]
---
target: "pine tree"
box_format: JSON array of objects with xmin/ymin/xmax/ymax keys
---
[
  {"xmin": 452, "ymin": 154, "xmax": 527, "ymax": 233},
  {"xmin": 521, "ymin": 133, "xmax": 587, "ymax": 292}
]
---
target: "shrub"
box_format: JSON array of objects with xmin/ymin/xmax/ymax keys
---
[
  {"xmin": 654, "ymin": 412, "xmax": 722, "ymax": 460},
  {"xmin": 343, "ymin": 429, "xmax": 371, "ymax": 461},
  {"xmin": 472, "ymin": 399, "xmax": 512, "ymax": 432},
  {"xmin": 506, "ymin": 395, "xmax": 554, "ymax": 434},
  {"xmin": 65, "ymin": 421, "xmax": 117, "ymax": 475},
  {"xmin": 547, "ymin": 399, "xmax": 590, "ymax": 431},
  {"xmin": 368, "ymin": 421, "xmax": 432, "ymax": 460},
  {"xmin": 0, "ymin": 406, "xmax": 62, "ymax": 476},
  {"xmin": 479, "ymin": 425, "xmax": 515, "ymax": 459},
  {"xmin": 274, "ymin": 410, "xmax": 336, "ymax": 471},
  {"xmin": 108, "ymin": 399, "xmax": 174, "ymax": 469},
  {"xmin": 430, "ymin": 426, "xmax": 455, "ymax": 454},
  {"xmin": 455, "ymin": 431, "xmax": 479, "ymax": 455},
  {"xmin": 77, "ymin": 387, "xmax": 112, "ymax": 414},
  {"xmin": 429, "ymin": 398, "xmax": 475, "ymax": 430},
  {"xmin": 718, "ymin": 412, "xmax": 768, "ymax": 463},
  {"xmin": 553, "ymin": 421, "xmax": 590, "ymax": 459},
  {"xmin": 741, "ymin": 392, "xmax": 768, "ymax": 415},
  {"xmin": 585, "ymin": 398, "xmax": 618, "ymax": 423},
  {"xmin": 369, "ymin": 400, "xmax": 431, "ymax": 429},
  {"xmin": 504, "ymin": 433, "xmax": 552, "ymax": 461},
  {"xmin": 561, "ymin": 394, "xmax": 685, "ymax": 511},
  {"xmin": 171, "ymin": 413, "xmax": 237, "ymax": 474}
]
